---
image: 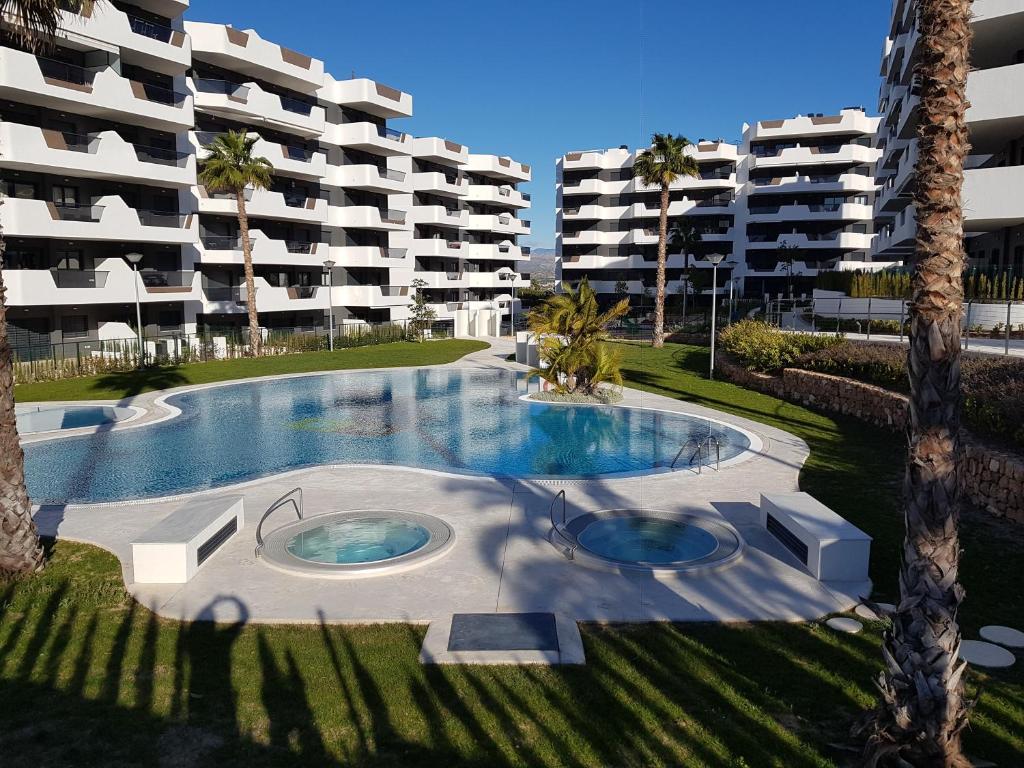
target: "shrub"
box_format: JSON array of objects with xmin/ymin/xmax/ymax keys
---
[
  {"xmin": 791, "ymin": 341, "xmax": 1024, "ymax": 448},
  {"xmin": 718, "ymin": 320, "xmax": 844, "ymax": 372}
]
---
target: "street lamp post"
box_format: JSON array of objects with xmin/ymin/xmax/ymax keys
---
[
  {"xmin": 704, "ymin": 253, "xmax": 726, "ymax": 380},
  {"xmin": 724, "ymin": 260, "xmax": 739, "ymax": 326},
  {"xmin": 125, "ymin": 252, "xmax": 144, "ymax": 367},
  {"xmin": 323, "ymin": 259, "xmax": 335, "ymax": 351}
]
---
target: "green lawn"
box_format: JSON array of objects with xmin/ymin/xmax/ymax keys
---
[
  {"xmin": 14, "ymin": 340, "xmax": 489, "ymax": 403},
  {"xmin": 1, "ymin": 341, "xmax": 1020, "ymax": 767}
]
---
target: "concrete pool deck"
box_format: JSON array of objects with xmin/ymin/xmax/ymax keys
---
[{"xmin": 30, "ymin": 338, "xmax": 870, "ymax": 625}]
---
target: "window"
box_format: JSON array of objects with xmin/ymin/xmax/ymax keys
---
[
  {"xmin": 61, "ymin": 315, "xmax": 89, "ymax": 339},
  {"xmin": 52, "ymin": 185, "xmax": 79, "ymax": 207},
  {"xmin": 55, "ymin": 249, "xmax": 86, "ymax": 270},
  {"xmin": 157, "ymin": 310, "xmax": 182, "ymax": 331},
  {"xmin": 5, "ymin": 181, "xmax": 37, "ymax": 199}
]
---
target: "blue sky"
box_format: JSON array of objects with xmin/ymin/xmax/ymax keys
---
[{"xmin": 190, "ymin": 0, "xmax": 893, "ymax": 249}]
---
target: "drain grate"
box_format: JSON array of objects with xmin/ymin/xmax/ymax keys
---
[{"xmin": 447, "ymin": 612, "xmax": 559, "ymax": 652}]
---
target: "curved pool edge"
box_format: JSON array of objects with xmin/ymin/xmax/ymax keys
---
[{"xmin": 258, "ymin": 510, "xmax": 456, "ymax": 580}]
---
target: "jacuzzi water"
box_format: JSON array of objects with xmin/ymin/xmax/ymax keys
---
[
  {"xmin": 286, "ymin": 517, "xmax": 431, "ymax": 564},
  {"xmin": 24, "ymin": 368, "xmax": 753, "ymax": 503},
  {"xmin": 576, "ymin": 517, "xmax": 719, "ymax": 564}
]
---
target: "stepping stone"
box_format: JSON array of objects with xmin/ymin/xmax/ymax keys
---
[
  {"xmin": 855, "ymin": 604, "xmax": 881, "ymax": 620},
  {"xmin": 826, "ymin": 617, "xmax": 863, "ymax": 634},
  {"xmin": 959, "ymin": 640, "xmax": 1016, "ymax": 668},
  {"xmin": 980, "ymin": 625, "xmax": 1024, "ymax": 649},
  {"xmin": 420, "ymin": 612, "xmax": 585, "ymax": 665}
]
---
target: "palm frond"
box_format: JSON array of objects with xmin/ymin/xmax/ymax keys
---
[
  {"xmin": 0, "ymin": 0, "xmax": 93, "ymax": 52},
  {"xmin": 199, "ymin": 130, "xmax": 274, "ymax": 194}
]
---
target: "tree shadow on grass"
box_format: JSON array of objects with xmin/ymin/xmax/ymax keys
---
[{"xmin": 90, "ymin": 366, "xmax": 189, "ymax": 399}]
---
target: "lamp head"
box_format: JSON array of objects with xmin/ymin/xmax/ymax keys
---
[
  {"xmin": 704, "ymin": 253, "xmax": 726, "ymax": 266},
  {"xmin": 322, "ymin": 260, "xmax": 335, "ymax": 271},
  {"xmin": 125, "ymin": 252, "xmax": 144, "ymax": 265}
]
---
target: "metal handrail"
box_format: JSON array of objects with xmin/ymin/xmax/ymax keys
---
[
  {"xmin": 549, "ymin": 489, "xmax": 567, "ymax": 530},
  {"xmin": 255, "ymin": 487, "xmax": 303, "ymax": 557},
  {"xmin": 670, "ymin": 435, "xmax": 721, "ymax": 474}
]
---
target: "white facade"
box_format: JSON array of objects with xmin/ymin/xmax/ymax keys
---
[
  {"xmin": 1, "ymin": 4, "xmax": 530, "ymax": 355},
  {"xmin": 556, "ymin": 109, "xmax": 880, "ymax": 302},
  {"xmin": 872, "ymin": 0, "xmax": 1024, "ymax": 269}
]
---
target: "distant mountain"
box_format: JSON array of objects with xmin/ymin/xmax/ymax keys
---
[{"xmin": 525, "ymin": 248, "xmax": 557, "ymax": 282}]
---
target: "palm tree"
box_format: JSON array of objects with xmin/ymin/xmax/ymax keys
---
[
  {"xmin": 859, "ymin": 0, "xmax": 973, "ymax": 764},
  {"xmin": 1, "ymin": 1, "xmax": 94, "ymax": 577},
  {"xmin": 633, "ymin": 134, "xmax": 700, "ymax": 347},
  {"xmin": 669, "ymin": 219, "xmax": 702, "ymax": 323},
  {"xmin": 527, "ymin": 279, "xmax": 628, "ymax": 394},
  {"xmin": 199, "ymin": 131, "xmax": 273, "ymax": 354}
]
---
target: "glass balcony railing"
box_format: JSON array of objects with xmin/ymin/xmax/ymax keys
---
[
  {"xmin": 279, "ymin": 94, "xmax": 313, "ymax": 115},
  {"xmin": 51, "ymin": 201, "xmax": 104, "ymax": 222},
  {"xmin": 137, "ymin": 209, "xmax": 187, "ymax": 227},
  {"xmin": 377, "ymin": 126, "xmax": 405, "ymax": 142},
  {"xmin": 382, "ymin": 209, "xmax": 406, "ymax": 224},
  {"xmin": 201, "ymin": 235, "xmax": 241, "ymax": 250},
  {"xmin": 127, "ymin": 14, "xmax": 175, "ymax": 43},
  {"xmin": 133, "ymin": 143, "xmax": 189, "ymax": 167},
  {"xmin": 193, "ymin": 78, "xmax": 250, "ymax": 100},
  {"xmin": 50, "ymin": 269, "xmax": 107, "ymax": 288},
  {"xmin": 133, "ymin": 80, "xmax": 188, "ymax": 106},
  {"xmin": 36, "ymin": 56, "xmax": 95, "ymax": 86},
  {"xmin": 284, "ymin": 240, "xmax": 316, "ymax": 253},
  {"xmin": 140, "ymin": 270, "xmax": 194, "ymax": 288}
]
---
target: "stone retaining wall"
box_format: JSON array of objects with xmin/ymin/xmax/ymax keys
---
[{"xmin": 717, "ymin": 354, "xmax": 1024, "ymax": 523}]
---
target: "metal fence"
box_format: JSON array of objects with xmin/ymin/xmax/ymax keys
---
[
  {"xmin": 11, "ymin": 320, "xmax": 456, "ymax": 385},
  {"xmin": 763, "ymin": 296, "xmax": 1024, "ymax": 356}
]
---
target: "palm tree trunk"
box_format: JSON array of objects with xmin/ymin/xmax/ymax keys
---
[
  {"xmin": 860, "ymin": 0, "xmax": 972, "ymax": 764},
  {"xmin": 0, "ymin": 224, "xmax": 45, "ymax": 578},
  {"xmin": 681, "ymin": 251, "xmax": 689, "ymax": 327},
  {"xmin": 653, "ymin": 184, "xmax": 669, "ymax": 348},
  {"xmin": 236, "ymin": 190, "xmax": 260, "ymax": 355}
]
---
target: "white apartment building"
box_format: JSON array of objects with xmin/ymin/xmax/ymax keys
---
[
  {"xmin": 873, "ymin": 0, "xmax": 1024, "ymax": 271},
  {"xmin": 556, "ymin": 141, "xmax": 739, "ymax": 301},
  {"xmin": 556, "ymin": 108, "xmax": 879, "ymax": 302},
  {"xmin": 0, "ymin": 2, "xmax": 529, "ymax": 355}
]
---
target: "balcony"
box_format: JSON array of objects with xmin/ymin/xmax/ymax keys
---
[
  {"xmin": 1, "ymin": 197, "xmax": 195, "ymax": 244},
  {"xmin": 562, "ymin": 203, "xmax": 626, "ymax": 220},
  {"xmin": 59, "ymin": 4, "xmax": 191, "ymax": 74},
  {"xmin": 409, "ymin": 205, "xmax": 467, "ymax": 228},
  {"xmin": 561, "ymin": 229, "xmax": 626, "ymax": 247},
  {"xmin": 746, "ymin": 203, "xmax": 875, "ymax": 223},
  {"xmin": 562, "ymin": 148, "xmax": 632, "ymax": 171},
  {"xmin": 560, "ymin": 177, "xmax": 630, "ymax": 196},
  {"xmin": 332, "ymin": 284, "xmax": 412, "ymax": 307},
  {"xmin": 967, "ymin": 62, "xmax": 1024, "ymax": 150},
  {"xmin": 463, "ymin": 243, "xmax": 530, "ymax": 261},
  {"xmin": 411, "ymin": 136, "xmax": 468, "ymax": 165},
  {"xmin": 196, "ymin": 186, "xmax": 327, "ymax": 224},
  {"xmin": 324, "ymin": 121, "xmax": 411, "ymax": 156},
  {"xmin": 748, "ymin": 172, "xmax": 877, "ymax": 194},
  {"xmin": 412, "ymin": 238, "xmax": 466, "ymax": 257},
  {"xmin": 190, "ymin": 77, "xmax": 324, "ymax": 137},
  {"xmin": 412, "ymin": 171, "xmax": 468, "ymax": 197},
  {"xmin": 465, "ymin": 154, "xmax": 531, "ymax": 182},
  {"xmin": 185, "ymin": 22, "xmax": 324, "ymax": 92},
  {"xmin": 630, "ymin": 198, "xmax": 734, "ymax": 218},
  {"xmin": 192, "ymin": 131, "xmax": 325, "ymax": 180},
  {"xmin": 4, "ymin": 261, "xmax": 201, "ymax": 307},
  {"xmin": 751, "ymin": 143, "xmax": 879, "ymax": 169},
  {"xmin": 329, "ymin": 245, "xmax": 409, "ymax": 268},
  {"xmin": 328, "ymin": 206, "xmax": 407, "ymax": 229},
  {"xmin": 0, "ymin": 49, "xmax": 193, "ymax": 131},
  {"xmin": 230, "ymin": 278, "xmax": 329, "ymax": 313},
  {"xmin": 744, "ymin": 231, "xmax": 874, "ymax": 250},
  {"xmin": 465, "ymin": 183, "xmax": 530, "ymax": 208},
  {"xmin": 328, "ymin": 163, "xmax": 408, "ymax": 193},
  {"xmin": 751, "ymin": 110, "xmax": 879, "ymax": 141},
  {"xmin": 199, "ymin": 230, "xmax": 327, "ymax": 266},
  {"xmin": 465, "ymin": 213, "xmax": 530, "ymax": 236},
  {"xmin": 320, "ymin": 76, "xmax": 413, "ymax": 119},
  {"xmin": 963, "ymin": 164, "xmax": 1024, "ymax": 230},
  {"xmin": 0, "ymin": 122, "xmax": 194, "ymax": 186}
]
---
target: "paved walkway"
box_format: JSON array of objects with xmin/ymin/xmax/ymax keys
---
[{"xmin": 31, "ymin": 337, "xmax": 869, "ymax": 625}]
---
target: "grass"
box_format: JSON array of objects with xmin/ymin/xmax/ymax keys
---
[
  {"xmin": 1, "ymin": 341, "xmax": 1021, "ymax": 766},
  {"xmin": 14, "ymin": 340, "xmax": 490, "ymax": 403}
]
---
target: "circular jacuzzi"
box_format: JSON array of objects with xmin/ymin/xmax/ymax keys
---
[
  {"xmin": 259, "ymin": 510, "xmax": 454, "ymax": 578},
  {"xmin": 552, "ymin": 509, "xmax": 744, "ymax": 575}
]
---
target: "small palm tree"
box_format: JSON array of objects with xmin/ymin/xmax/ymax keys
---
[
  {"xmin": 1, "ymin": 0, "xmax": 93, "ymax": 577},
  {"xmin": 633, "ymin": 135, "xmax": 700, "ymax": 347},
  {"xmin": 527, "ymin": 279, "xmax": 628, "ymax": 395},
  {"xmin": 858, "ymin": 0, "xmax": 974, "ymax": 764},
  {"xmin": 199, "ymin": 131, "xmax": 273, "ymax": 354},
  {"xmin": 669, "ymin": 219, "xmax": 702, "ymax": 323}
]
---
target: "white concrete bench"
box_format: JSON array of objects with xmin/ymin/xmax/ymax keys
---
[
  {"xmin": 132, "ymin": 496, "xmax": 244, "ymax": 584},
  {"xmin": 759, "ymin": 492, "xmax": 871, "ymax": 581}
]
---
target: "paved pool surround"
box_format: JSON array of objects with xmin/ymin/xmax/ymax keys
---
[{"xmin": 29, "ymin": 339, "xmax": 869, "ymax": 624}]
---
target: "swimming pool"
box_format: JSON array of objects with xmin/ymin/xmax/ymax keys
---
[
  {"xmin": 23, "ymin": 368, "xmax": 755, "ymax": 503},
  {"xmin": 16, "ymin": 404, "xmax": 135, "ymax": 434}
]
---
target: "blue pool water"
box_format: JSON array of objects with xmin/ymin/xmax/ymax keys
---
[
  {"xmin": 576, "ymin": 518, "xmax": 719, "ymax": 564},
  {"xmin": 24, "ymin": 368, "xmax": 752, "ymax": 503},
  {"xmin": 286, "ymin": 518, "xmax": 430, "ymax": 564}
]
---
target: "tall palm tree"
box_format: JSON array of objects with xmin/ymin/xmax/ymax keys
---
[
  {"xmin": 669, "ymin": 218, "xmax": 702, "ymax": 322},
  {"xmin": 860, "ymin": 0, "xmax": 973, "ymax": 765},
  {"xmin": 633, "ymin": 134, "xmax": 700, "ymax": 347},
  {"xmin": 199, "ymin": 131, "xmax": 273, "ymax": 354},
  {"xmin": 1, "ymin": 0, "xmax": 93, "ymax": 577}
]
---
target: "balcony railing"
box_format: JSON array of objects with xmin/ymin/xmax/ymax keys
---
[
  {"xmin": 36, "ymin": 56, "xmax": 95, "ymax": 86},
  {"xmin": 201, "ymin": 235, "xmax": 241, "ymax": 250},
  {"xmin": 53, "ymin": 130, "xmax": 99, "ymax": 152},
  {"xmin": 382, "ymin": 209, "xmax": 406, "ymax": 224},
  {"xmin": 133, "ymin": 143, "xmax": 189, "ymax": 167},
  {"xmin": 279, "ymin": 94, "xmax": 313, "ymax": 115},
  {"xmin": 285, "ymin": 240, "xmax": 316, "ymax": 253},
  {"xmin": 380, "ymin": 247, "xmax": 406, "ymax": 259},
  {"xmin": 194, "ymin": 78, "xmax": 250, "ymax": 100},
  {"xmin": 522, "ymin": 193, "xmax": 531, "ymax": 201},
  {"xmin": 286, "ymin": 285, "xmax": 318, "ymax": 299},
  {"xmin": 378, "ymin": 126, "xmax": 405, "ymax": 142},
  {"xmin": 284, "ymin": 144, "xmax": 319, "ymax": 162},
  {"xmin": 51, "ymin": 201, "xmax": 104, "ymax": 222},
  {"xmin": 140, "ymin": 270, "xmax": 195, "ymax": 289},
  {"xmin": 50, "ymin": 269, "xmax": 108, "ymax": 288},
  {"xmin": 127, "ymin": 14, "xmax": 175, "ymax": 43},
  {"xmin": 137, "ymin": 209, "xmax": 187, "ymax": 227},
  {"xmin": 134, "ymin": 81, "xmax": 188, "ymax": 106},
  {"xmin": 382, "ymin": 168, "xmax": 406, "ymax": 182},
  {"xmin": 204, "ymin": 283, "xmax": 242, "ymax": 302}
]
